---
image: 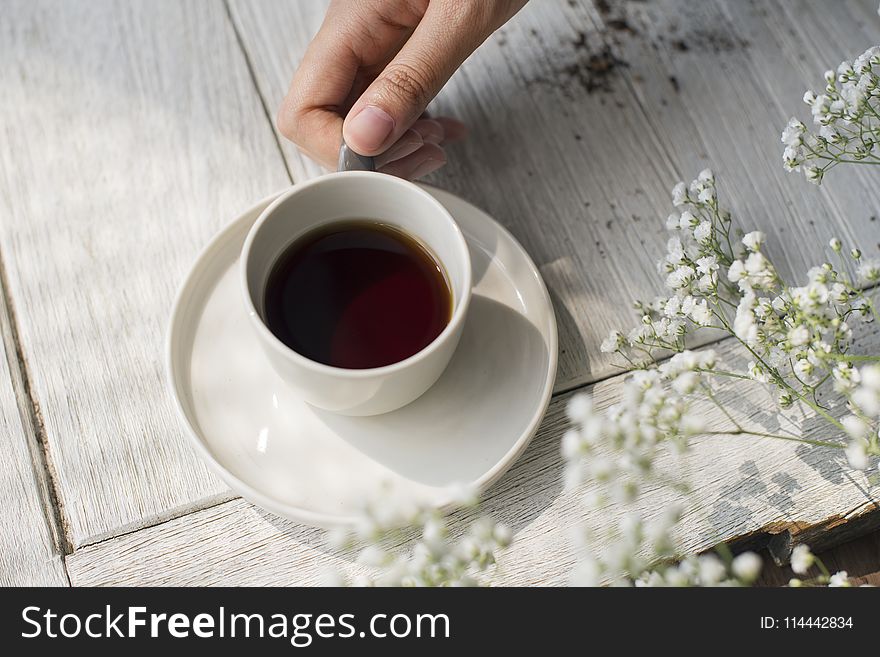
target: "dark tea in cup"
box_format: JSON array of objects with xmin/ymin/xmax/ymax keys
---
[{"xmin": 263, "ymin": 221, "xmax": 452, "ymax": 370}]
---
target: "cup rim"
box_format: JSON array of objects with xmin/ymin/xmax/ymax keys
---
[{"xmin": 240, "ymin": 171, "xmax": 473, "ymax": 379}]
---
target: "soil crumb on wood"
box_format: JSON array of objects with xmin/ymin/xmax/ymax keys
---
[
  {"xmin": 563, "ymin": 40, "xmax": 629, "ymax": 95},
  {"xmin": 670, "ymin": 29, "xmax": 749, "ymax": 54},
  {"xmin": 525, "ymin": 28, "xmax": 630, "ymax": 97}
]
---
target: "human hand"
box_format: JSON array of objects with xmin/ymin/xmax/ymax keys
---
[{"xmin": 277, "ymin": 0, "xmax": 527, "ymax": 178}]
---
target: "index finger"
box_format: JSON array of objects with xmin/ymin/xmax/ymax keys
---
[{"xmin": 276, "ymin": 23, "xmax": 360, "ymax": 169}]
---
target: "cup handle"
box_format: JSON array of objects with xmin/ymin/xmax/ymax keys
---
[{"xmin": 337, "ymin": 139, "xmax": 375, "ymax": 172}]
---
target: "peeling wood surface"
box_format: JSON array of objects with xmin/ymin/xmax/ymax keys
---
[
  {"xmin": 2, "ymin": 0, "xmax": 880, "ymax": 584},
  {"xmin": 758, "ymin": 529, "xmax": 880, "ymax": 587}
]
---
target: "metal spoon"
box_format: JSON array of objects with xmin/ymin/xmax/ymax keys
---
[{"xmin": 337, "ymin": 139, "xmax": 375, "ymax": 172}]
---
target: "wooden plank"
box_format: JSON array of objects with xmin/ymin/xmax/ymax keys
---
[
  {"xmin": 0, "ymin": 279, "xmax": 68, "ymax": 585},
  {"xmin": 67, "ymin": 324, "xmax": 880, "ymax": 586},
  {"xmin": 228, "ymin": 0, "xmax": 880, "ymax": 391},
  {"xmin": 596, "ymin": 0, "xmax": 880, "ymax": 280},
  {"xmin": 0, "ymin": 0, "xmax": 291, "ymax": 548}
]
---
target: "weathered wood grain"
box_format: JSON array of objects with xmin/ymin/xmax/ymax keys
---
[
  {"xmin": 5, "ymin": 0, "xmax": 880, "ymax": 584},
  {"xmin": 227, "ymin": 0, "xmax": 880, "ymax": 391},
  {"xmin": 0, "ymin": 277, "xmax": 68, "ymax": 585},
  {"xmin": 67, "ymin": 322, "xmax": 880, "ymax": 586},
  {"xmin": 611, "ymin": 0, "xmax": 880, "ymax": 279},
  {"xmin": 0, "ymin": 0, "xmax": 291, "ymax": 548}
]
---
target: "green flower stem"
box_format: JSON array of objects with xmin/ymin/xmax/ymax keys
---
[
  {"xmin": 703, "ymin": 430, "xmax": 843, "ymax": 450},
  {"xmin": 795, "ymin": 394, "xmax": 848, "ymax": 433},
  {"xmin": 696, "ymin": 368, "xmax": 752, "ymax": 382},
  {"xmin": 814, "ymin": 556, "xmax": 832, "ymax": 580},
  {"xmin": 824, "ymin": 353, "xmax": 880, "ymax": 362},
  {"xmin": 703, "ymin": 387, "xmax": 743, "ymax": 431}
]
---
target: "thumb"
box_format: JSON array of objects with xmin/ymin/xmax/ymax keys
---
[{"xmin": 342, "ymin": 5, "xmax": 489, "ymax": 156}]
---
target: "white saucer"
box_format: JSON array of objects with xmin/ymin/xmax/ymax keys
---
[{"xmin": 167, "ymin": 186, "xmax": 558, "ymax": 527}]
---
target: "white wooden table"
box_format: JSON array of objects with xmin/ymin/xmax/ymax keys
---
[{"xmin": 1, "ymin": 0, "xmax": 878, "ymax": 586}]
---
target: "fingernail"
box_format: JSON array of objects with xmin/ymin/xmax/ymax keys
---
[
  {"xmin": 411, "ymin": 157, "xmax": 445, "ymax": 179},
  {"xmin": 345, "ymin": 105, "xmax": 395, "ymax": 154}
]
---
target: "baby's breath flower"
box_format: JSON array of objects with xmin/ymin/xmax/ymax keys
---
[
  {"xmin": 787, "ymin": 325, "xmax": 810, "ymax": 348},
  {"xmin": 791, "ymin": 544, "xmax": 814, "ymax": 575},
  {"xmin": 600, "ymin": 330, "xmax": 624, "ymax": 354},
  {"xmin": 689, "ymin": 299, "xmax": 712, "ymax": 326},
  {"xmin": 857, "ymin": 258, "xmax": 880, "ymax": 284},
  {"xmin": 781, "ymin": 118, "xmax": 805, "ymax": 146},
  {"xmin": 842, "ymin": 414, "xmax": 869, "ymax": 439},
  {"xmin": 330, "ymin": 489, "xmax": 510, "ymax": 587},
  {"xmin": 693, "ymin": 221, "xmax": 712, "ymax": 243},
  {"xmin": 672, "ymin": 182, "xmax": 687, "ymax": 206},
  {"xmin": 845, "ymin": 438, "xmax": 870, "ymax": 470},
  {"xmin": 852, "ymin": 364, "xmax": 880, "ymax": 416},
  {"xmin": 728, "ymin": 260, "xmax": 745, "ymax": 283},
  {"xmin": 679, "ymin": 211, "xmax": 697, "ymax": 230},
  {"xmin": 697, "ymin": 555, "xmax": 727, "ymax": 585},
  {"xmin": 666, "ymin": 265, "xmax": 695, "ymax": 290},
  {"xmin": 785, "ymin": 42, "xmax": 880, "ymax": 174},
  {"xmin": 778, "ymin": 390, "xmax": 796, "ymax": 409},
  {"xmin": 828, "ymin": 571, "xmax": 852, "ymax": 587},
  {"xmin": 742, "ymin": 231, "xmax": 765, "ymax": 251},
  {"xmin": 734, "ymin": 293, "xmax": 759, "ymax": 344},
  {"xmin": 732, "ymin": 552, "xmax": 762, "ymax": 583}
]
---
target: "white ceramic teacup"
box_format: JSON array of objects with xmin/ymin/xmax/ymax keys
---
[{"xmin": 241, "ymin": 171, "xmax": 472, "ymax": 416}]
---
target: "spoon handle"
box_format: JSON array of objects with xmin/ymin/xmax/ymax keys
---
[{"xmin": 337, "ymin": 139, "xmax": 375, "ymax": 172}]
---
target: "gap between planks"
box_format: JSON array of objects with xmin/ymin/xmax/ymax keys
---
[
  {"xmin": 222, "ymin": 0, "xmax": 295, "ymax": 186},
  {"xmin": 0, "ymin": 0, "xmax": 292, "ymax": 562},
  {"xmin": 0, "ymin": 246, "xmax": 72, "ymax": 564}
]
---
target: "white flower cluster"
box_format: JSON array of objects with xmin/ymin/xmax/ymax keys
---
[
  {"xmin": 563, "ymin": 362, "xmax": 710, "ymax": 586},
  {"xmin": 563, "ymin": 356, "xmax": 713, "ymax": 502},
  {"xmin": 843, "ymin": 364, "xmax": 880, "ymax": 472},
  {"xmin": 577, "ymin": 169, "xmax": 878, "ymax": 586},
  {"xmin": 601, "ymin": 170, "xmax": 878, "ymax": 473},
  {"xmin": 573, "ymin": 517, "xmax": 765, "ymax": 587},
  {"xmin": 564, "ymin": 391, "xmax": 766, "ymax": 587},
  {"xmin": 329, "ymin": 40, "xmax": 880, "ymax": 587},
  {"xmin": 600, "ymin": 171, "xmax": 731, "ymax": 362},
  {"xmin": 788, "ymin": 544, "xmax": 854, "ymax": 587},
  {"xmin": 782, "ymin": 45, "xmax": 880, "ymax": 183},
  {"xmin": 730, "ymin": 253, "xmax": 870, "ymax": 386},
  {"xmin": 327, "ymin": 486, "xmax": 511, "ymax": 587},
  {"xmin": 634, "ymin": 552, "xmax": 763, "ymax": 587}
]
